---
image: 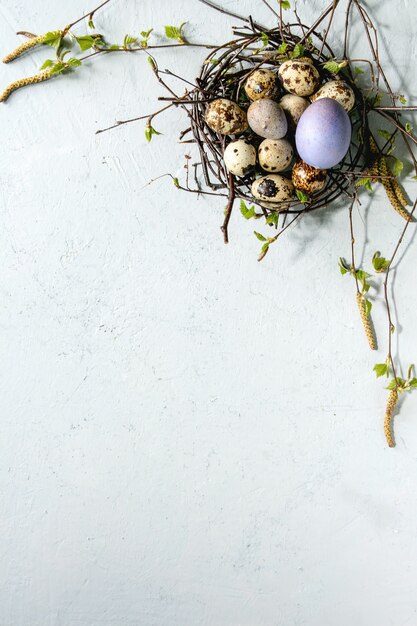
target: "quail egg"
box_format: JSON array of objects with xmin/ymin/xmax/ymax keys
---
[
  {"xmin": 310, "ymin": 80, "xmax": 355, "ymax": 112},
  {"xmin": 292, "ymin": 159, "xmax": 327, "ymax": 194},
  {"xmin": 251, "ymin": 174, "xmax": 294, "ymax": 202},
  {"xmin": 247, "ymin": 99, "xmax": 288, "ymax": 139},
  {"xmin": 278, "ymin": 59, "xmax": 320, "ymax": 96},
  {"xmin": 279, "ymin": 94, "xmax": 310, "ymax": 128},
  {"xmin": 244, "ymin": 69, "xmax": 279, "ymax": 101},
  {"xmin": 205, "ymin": 98, "xmax": 248, "ymax": 135},
  {"xmin": 295, "ymin": 98, "xmax": 351, "ymax": 169},
  {"xmin": 258, "ymin": 138, "xmax": 293, "ymax": 172},
  {"xmin": 224, "ymin": 139, "xmax": 256, "ymax": 177}
]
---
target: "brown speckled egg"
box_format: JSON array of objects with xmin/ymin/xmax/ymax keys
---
[
  {"xmin": 279, "ymin": 94, "xmax": 310, "ymax": 128},
  {"xmin": 251, "ymin": 174, "xmax": 294, "ymax": 202},
  {"xmin": 224, "ymin": 139, "xmax": 256, "ymax": 177},
  {"xmin": 247, "ymin": 99, "xmax": 288, "ymax": 139},
  {"xmin": 244, "ymin": 69, "xmax": 279, "ymax": 101},
  {"xmin": 278, "ymin": 59, "xmax": 320, "ymax": 96},
  {"xmin": 292, "ymin": 160, "xmax": 327, "ymax": 194},
  {"xmin": 310, "ymin": 80, "xmax": 355, "ymax": 112},
  {"xmin": 205, "ymin": 98, "xmax": 248, "ymax": 135},
  {"xmin": 258, "ymin": 138, "xmax": 293, "ymax": 172}
]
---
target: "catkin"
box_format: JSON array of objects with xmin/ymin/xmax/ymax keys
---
[
  {"xmin": 384, "ymin": 389, "xmax": 398, "ymax": 447},
  {"xmin": 391, "ymin": 177, "xmax": 409, "ymax": 207},
  {"xmin": 356, "ymin": 292, "xmax": 377, "ymax": 350},
  {"xmin": 378, "ymin": 156, "xmax": 412, "ymax": 221},
  {"xmin": 0, "ymin": 70, "xmax": 53, "ymax": 102},
  {"xmin": 3, "ymin": 31, "xmax": 62, "ymax": 63}
]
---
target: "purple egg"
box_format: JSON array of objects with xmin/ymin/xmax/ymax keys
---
[{"xmin": 295, "ymin": 98, "xmax": 352, "ymax": 169}]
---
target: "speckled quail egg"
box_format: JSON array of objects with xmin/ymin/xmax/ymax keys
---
[
  {"xmin": 278, "ymin": 59, "xmax": 320, "ymax": 96},
  {"xmin": 292, "ymin": 159, "xmax": 327, "ymax": 194},
  {"xmin": 244, "ymin": 69, "xmax": 279, "ymax": 101},
  {"xmin": 310, "ymin": 80, "xmax": 355, "ymax": 112},
  {"xmin": 247, "ymin": 99, "xmax": 288, "ymax": 139},
  {"xmin": 205, "ymin": 98, "xmax": 248, "ymax": 135},
  {"xmin": 258, "ymin": 138, "xmax": 293, "ymax": 172},
  {"xmin": 223, "ymin": 139, "xmax": 256, "ymax": 177},
  {"xmin": 279, "ymin": 94, "xmax": 310, "ymax": 128},
  {"xmin": 251, "ymin": 174, "xmax": 294, "ymax": 202}
]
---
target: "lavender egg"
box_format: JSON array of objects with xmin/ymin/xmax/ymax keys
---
[{"xmin": 295, "ymin": 98, "xmax": 352, "ymax": 169}]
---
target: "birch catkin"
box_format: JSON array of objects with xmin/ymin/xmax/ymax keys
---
[
  {"xmin": 378, "ymin": 156, "xmax": 412, "ymax": 221},
  {"xmin": 384, "ymin": 389, "xmax": 398, "ymax": 447},
  {"xmin": 3, "ymin": 31, "xmax": 62, "ymax": 63},
  {"xmin": 356, "ymin": 292, "xmax": 377, "ymax": 350},
  {"xmin": 0, "ymin": 70, "xmax": 54, "ymax": 102}
]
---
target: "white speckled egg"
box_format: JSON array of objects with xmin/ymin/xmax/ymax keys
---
[
  {"xmin": 205, "ymin": 98, "xmax": 248, "ymax": 135},
  {"xmin": 224, "ymin": 139, "xmax": 256, "ymax": 177},
  {"xmin": 247, "ymin": 99, "xmax": 288, "ymax": 139},
  {"xmin": 279, "ymin": 94, "xmax": 310, "ymax": 127},
  {"xmin": 278, "ymin": 59, "xmax": 320, "ymax": 96},
  {"xmin": 310, "ymin": 80, "xmax": 355, "ymax": 112},
  {"xmin": 251, "ymin": 174, "xmax": 294, "ymax": 202},
  {"xmin": 244, "ymin": 69, "xmax": 279, "ymax": 101},
  {"xmin": 258, "ymin": 138, "xmax": 293, "ymax": 172}
]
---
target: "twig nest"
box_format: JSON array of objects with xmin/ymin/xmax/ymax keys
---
[
  {"xmin": 279, "ymin": 94, "xmax": 310, "ymax": 127},
  {"xmin": 251, "ymin": 174, "xmax": 294, "ymax": 201},
  {"xmin": 205, "ymin": 98, "xmax": 248, "ymax": 135},
  {"xmin": 292, "ymin": 159, "xmax": 327, "ymax": 193},
  {"xmin": 224, "ymin": 139, "xmax": 256, "ymax": 177},
  {"xmin": 311, "ymin": 80, "xmax": 355, "ymax": 112},
  {"xmin": 244, "ymin": 68, "xmax": 279, "ymax": 101},
  {"xmin": 278, "ymin": 59, "xmax": 320, "ymax": 96},
  {"xmin": 295, "ymin": 98, "xmax": 352, "ymax": 169},
  {"xmin": 247, "ymin": 99, "xmax": 288, "ymax": 139},
  {"xmin": 258, "ymin": 138, "xmax": 293, "ymax": 172}
]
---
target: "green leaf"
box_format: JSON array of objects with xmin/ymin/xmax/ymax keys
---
[
  {"xmin": 164, "ymin": 22, "xmax": 187, "ymax": 43},
  {"xmin": 124, "ymin": 34, "xmax": 138, "ymax": 47},
  {"xmin": 173, "ymin": 177, "xmax": 180, "ymax": 188},
  {"xmin": 66, "ymin": 57, "xmax": 82, "ymax": 67},
  {"xmin": 291, "ymin": 43, "xmax": 305, "ymax": 59},
  {"xmin": 355, "ymin": 177, "xmax": 373, "ymax": 192},
  {"xmin": 365, "ymin": 298, "xmax": 372, "ymax": 317},
  {"xmin": 405, "ymin": 122, "xmax": 413, "ymax": 133},
  {"xmin": 276, "ymin": 42, "xmax": 289, "ymax": 55},
  {"xmin": 323, "ymin": 60, "xmax": 341, "ymax": 74},
  {"xmin": 372, "ymin": 251, "xmax": 390, "ymax": 272},
  {"xmin": 377, "ymin": 128, "xmax": 393, "ymax": 141},
  {"xmin": 239, "ymin": 200, "xmax": 255, "ymax": 220},
  {"xmin": 374, "ymin": 363, "xmax": 389, "ymax": 378},
  {"xmin": 399, "ymin": 95, "xmax": 407, "ymax": 105},
  {"xmin": 266, "ymin": 212, "xmax": 279, "ymax": 226},
  {"xmin": 409, "ymin": 378, "xmax": 417, "ymax": 389},
  {"xmin": 280, "ymin": 0, "xmax": 291, "ymax": 9},
  {"xmin": 145, "ymin": 125, "xmax": 162, "ymax": 142},
  {"xmin": 256, "ymin": 32, "xmax": 269, "ymax": 52},
  {"xmin": 391, "ymin": 157, "xmax": 404, "ymax": 177},
  {"xmin": 386, "ymin": 379, "xmax": 397, "ymax": 390},
  {"xmin": 43, "ymin": 31, "xmax": 63, "ymax": 48},
  {"xmin": 49, "ymin": 61, "xmax": 66, "ymax": 75},
  {"xmin": 295, "ymin": 189, "xmax": 310, "ymax": 203},
  {"xmin": 254, "ymin": 231, "xmax": 267, "ymax": 242},
  {"xmin": 354, "ymin": 67, "xmax": 365, "ymax": 75},
  {"xmin": 40, "ymin": 59, "xmax": 54, "ymax": 70},
  {"xmin": 76, "ymin": 35, "xmax": 96, "ymax": 51},
  {"xmin": 339, "ymin": 257, "xmax": 350, "ymax": 275}
]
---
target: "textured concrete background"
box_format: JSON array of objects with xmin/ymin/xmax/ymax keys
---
[{"xmin": 1, "ymin": 1, "xmax": 417, "ymax": 625}]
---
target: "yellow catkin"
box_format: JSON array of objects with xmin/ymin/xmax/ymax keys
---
[
  {"xmin": 391, "ymin": 177, "xmax": 410, "ymax": 207},
  {"xmin": 2, "ymin": 31, "xmax": 62, "ymax": 63},
  {"xmin": 378, "ymin": 156, "xmax": 412, "ymax": 221},
  {"xmin": 356, "ymin": 292, "xmax": 377, "ymax": 350},
  {"xmin": 369, "ymin": 136, "xmax": 378, "ymax": 154},
  {"xmin": 384, "ymin": 389, "xmax": 398, "ymax": 447},
  {"xmin": 0, "ymin": 70, "xmax": 53, "ymax": 102}
]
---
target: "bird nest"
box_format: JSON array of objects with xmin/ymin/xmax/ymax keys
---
[{"xmin": 190, "ymin": 16, "xmax": 368, "ymax": 217}]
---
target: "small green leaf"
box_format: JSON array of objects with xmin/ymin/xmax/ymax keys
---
[
  {"xmin": 254, "ymin": 231, "xmax": 267, "ymax": 242},
  {"xmin": 377, "ymin": 128, "xmax": 393, "ymax": 141},
  {"xmin": 164, "ymin": 22, "xmax": 187, "ymax": 43},
  {"xmin": 339, "ymin": 257, "xmax": 350, "ymax": 275},
  {"xmin": 409, "ymin": 378, "xmax": 417, "ymax": 389},
  {"xmin": 276, "ymin": 42, "xmax": 289, "ymax": 55},
  {"xmin": 256, "ymin": 32, "xmax": 269, "ymax": 53},
  {"xmin": 291, "ymin": 43, "xmax": 305, "ymax": 59},
  {"xmin": 374, "ymin": 363, "xmax": 389, "ymax": 378},
  {"xmin": 295, "ymin": 189, "xmax": 310, "ymax": 203},
  {"xmin": 124, "ymin": 34, "xmax": 138, "ymax": 47},
  {"xmin": 40, "ymin": 59, "xmax": 54, "ymax": 70},
  {"xmin": 391, "ymin": 157, "xmax": 404, "ymax": 177},
  {"xmin": 145, "ymin": 125, "xmax": 162, "ymax": 142},
  {"xmin": 76, "ymin": 35, "xmax": 96, "ymax": 51},
  {"xmin": 405, "ymin": 122, "xmax": 413, "ymax": 133},
  {"xmin": 372, "ymin": 251, "xmax": 390, "ymax": 272},
  {"xmin": 365, "ymin": 298, "xmax": 372, "ymax": 317},
  {"xmin": 66, "ymin": 57, "xmax": 82, "ymax": 67},
  {"xmin": 323, "ymin": 60, "xmax": 341, "ymax": 74},
  {"xmin": 88, "ymin": 18, "xmax": 95, "ymax": 29},
  {"xmin": 266, "ymin": 212, "xmax": 279, "ymax": 226},
  {"xmin": 280, "ymin": 0, "xmax": 291, "ymax": 9},
  {"xmin": 386, "ymin": 379, "xmax": 397, "ymax": 390},
  {"xmin": 43, "ymin": 31, "xmax": 63, "ymax": 48},
  {"xmin": 354, "ymin": 67, "xmax": 365, "ymax": 75},
  {"xmin": 399, "ymin": 95, "xmax": 407, "ymax": 105},
  {"xmin": 239, "ymin": 200, "xmax": 255, "ymax": 220},
  {"xmin": 173, "ymin": 177, "xmax": 180, "ymax": 188},
  {"xmin": 49, "ymin": 61, "xmax": 66, "ymax": 75}
]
